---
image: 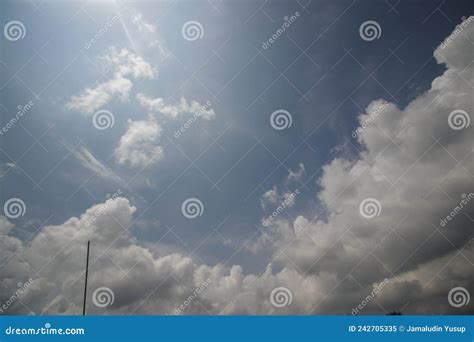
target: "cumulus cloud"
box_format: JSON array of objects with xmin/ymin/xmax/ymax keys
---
[
  {"xmin": 115, "ymin": 120, "xmax": 164, "ymax": 168},
  {"xmin": 66, "ymin": 48, "xmax": 156, "ymax": 115},
  {"xmin": 1, "ymin": 19, "xmax": 473, "ymax": 316},
  {"xmin": 137, "ymin": 94, "xmax": 215, "ymax": 120},
  {"xmin": 112, "ymin": 94, "xmax": 214, "ymax": 169},
  {"xmin": 5, "ymin": 195, "xmax": 467, "ymax": 315},
  {"xmin": 0, "ymin": 198, "xmax": 335, "ymax": 315},
  {"xmin": 258, "ymin": 18, "xmax": 474, "ymax": 314}
]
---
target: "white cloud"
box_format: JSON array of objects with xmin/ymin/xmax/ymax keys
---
[
  {"xmin": 260, "ymin": 186, "xmax": 299, "ymax": 212},
  {"xmin": 137, "ymin": 94, "xmax": 215, "ymax": 120},
  {"xmin": 66, "ymin": 74, "xmax": 133, "ymax": 115},
  {"xmin": 0, "ymin": 199, "xmax": 333, "ymax": 315},
  {"xmin": 434, "ymin": 17, "xmax": 474, "ymax": 70},
  {"xmin": 66, "ymin": 48, "xmax": 156, "ymax": 115},
  {"xmin": 1, "ymin": 19, "xmax": 473, "ymax": 316},
  {"xmin": 129, "ymin": 12, "xmax": 169, "ymax": 56},
  {"xmin": 260, "ymin": 187, "xmax": 279, "ymax": 210},
  {"xmin": 257, "ymin": 18, "xmax": 474, "ymax": 313},
  {"xmin": 100, "ymin": 47, "xmax": 157, "ymax": 79},
  {"xmin": 115, "ymin": 120, "xmax": 164, "ymax": 168},
  {"xmin": 132, "ymin": 14, "xmax": 156, "ymax": 34}
]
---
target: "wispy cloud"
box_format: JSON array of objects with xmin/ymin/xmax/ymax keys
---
[
  {"xmin": 66, "ymin": 143, "xmax": 123, "ymax": 183},
  {"xmin": 137, "ymin": 94, "xmax": 215, "ymax": 120}
]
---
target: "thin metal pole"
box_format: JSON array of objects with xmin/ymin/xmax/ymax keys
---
[{"xmin": 82, "ymin": 241, "xmax": 90, "ymax": 316}]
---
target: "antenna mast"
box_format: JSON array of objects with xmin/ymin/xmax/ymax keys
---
[{"xmin": 82, "ymin": 241, "xmax": 90, "ymax": 316}]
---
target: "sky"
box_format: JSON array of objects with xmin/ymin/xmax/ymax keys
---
[{"xmin": 0, "ymin": 0, "xmax": 473, "ymax": 315}]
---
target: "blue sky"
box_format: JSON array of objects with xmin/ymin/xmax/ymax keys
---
[{"xmin": 1, "ymin": 0, "xmax": 473, "ymax": 315}]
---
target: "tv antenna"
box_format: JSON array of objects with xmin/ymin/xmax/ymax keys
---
[{"xmin": 82, "ymin": 241, "xmax": 90, "ymax": 315}]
